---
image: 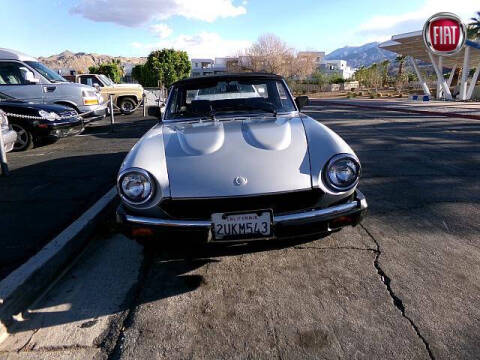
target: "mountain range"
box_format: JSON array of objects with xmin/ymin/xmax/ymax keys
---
[
  {"xmin": 325, "ymin": 42, "xmax": 397, "ymax": 68},
  {"xmin": 38, "ymin": 50, "xmax": 146, "ymax": 74}
]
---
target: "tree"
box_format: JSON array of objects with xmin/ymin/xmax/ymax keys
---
[
  {"xmin": 289, "ymin": 52, "xmax": 317, "ymax": 79},
  {"xmin": 245, "ymin": 34, "xmax": 292, "ymax": 75},
  {"xmin": 131, "ymin": 64, "xmax": 146, "ymax": 85},
  {"xmin": 88, "ymin": 61, "xmax": 124, "ymax": 83},
  {"xmin": 238, "ymin": 34, "xmax": 316, "ymax": 78},
  {"xmin": 468, "ymin": 11, "xmax": 480, "ymax": 39},
  {"xmin": 133, "ymin": 49, "xmax": 190, "ymax": 88},
  {"xmin": 396, "ymin": 55, "xmax": 406, "ymax": 77},
  {"xmin": 379, "ymin": 60, "xmax": 390, "ymax": 88},
  {"xmin": 311, "ymin": 71, "xmax": 330, "ymax": 87},
  {"xmin": 354, "ymin": 62, "xmax": 387, "ymax": 90}
]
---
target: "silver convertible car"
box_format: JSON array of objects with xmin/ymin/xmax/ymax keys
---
[{"xmin": 116, "ymin": 73, "xmax": 367, "ymax": 243}]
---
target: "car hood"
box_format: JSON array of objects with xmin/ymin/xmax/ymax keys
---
[
  {"xmin": 161, "ymin": 116, "xmax": 312, "ymax": 198},
  {"xmin": 0, "ymin": 100, "xmax": 71, "ymax": 114},
  {"xmin": 114, "ymin": 83, "xmax": 143, "ymax": 89}
]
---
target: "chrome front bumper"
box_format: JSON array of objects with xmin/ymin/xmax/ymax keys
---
[
  {"xmin": 118, "ymin": 190, "xmax": 368, "ymax": 231},
  {"xmin": 2, "ymin": 128, "xmax": 17, "ymax": 152},
  {"xmin": 80, "ymin": 104, "xmax": 107, "ymax": 122}
]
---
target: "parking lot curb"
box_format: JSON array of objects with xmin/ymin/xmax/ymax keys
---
[
  {"xmin": 311, "ymin": 99, "xmax": 480, "ymax": 121},
  {"xmin": 0, "ymin": 187, "xmax": 118, "ymax": 338}
]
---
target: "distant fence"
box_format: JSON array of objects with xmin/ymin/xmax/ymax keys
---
[
  {"xmin": 144, "ymin": 87, "xmax": 167, "ymax": 103},
  {"xmin": 290, "ymin": 81, "xmax": 359, "ymax": 94}
]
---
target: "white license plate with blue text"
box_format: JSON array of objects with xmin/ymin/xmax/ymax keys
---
[{"xmin": 211, "ymin": 211, "xmax": 272, "ymax": 240}]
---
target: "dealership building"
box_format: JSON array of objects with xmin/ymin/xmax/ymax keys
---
[{"xmin": 379, "ymin": 13, "xmax": 480, "ymax": 101}]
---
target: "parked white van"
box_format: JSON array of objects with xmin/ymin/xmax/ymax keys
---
[{"xmin": 0, "ymin": 48, "xmax": 106, "ymax": 122}]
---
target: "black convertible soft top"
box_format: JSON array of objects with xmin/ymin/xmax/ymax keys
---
[{"xmin": 171, "ymin": 73, "xmax": 284, "ymax": 87}]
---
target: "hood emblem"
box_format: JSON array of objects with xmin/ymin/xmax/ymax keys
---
[{"xmin": 233, "ymin": 176, "xmax": 248, "ymax": 186}]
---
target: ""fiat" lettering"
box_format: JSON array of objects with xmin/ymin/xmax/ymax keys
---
[{"xmin": 432, "ymin": 26, "xmax": 457, "ymax": 45}]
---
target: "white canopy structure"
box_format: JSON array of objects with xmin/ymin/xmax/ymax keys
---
[{"xmin": 379, "ymin": 31, "xmax": 480, "ymax": 101}]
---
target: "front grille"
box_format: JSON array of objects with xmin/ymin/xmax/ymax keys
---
[{"xmin": 160, "ymin": 189, "xmax": 323, "ymax": 220}]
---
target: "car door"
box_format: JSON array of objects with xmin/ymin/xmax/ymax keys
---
[
  {"xmin": 0, "ymin": 61, "xmax": 44, "ymax": 103},
  {"xmin": 79, "ymin": 75, "xmax": 103, "ymax": 88}
]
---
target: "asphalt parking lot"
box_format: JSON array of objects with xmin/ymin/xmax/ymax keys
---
[
  {"xmin": 1, "ymin": 103, "xmax": 479, "ymax": 359},
  {"xmin": 0, "ymin": 112, "xmax": 158, "ymax": 279}
]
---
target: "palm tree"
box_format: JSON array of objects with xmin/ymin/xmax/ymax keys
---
[
  {"xmin": 468, "ymin": 11, "xmax": 480, "ymax": 40},
  {"xmin": 396, "ymin": 55, "xmax": 406, "ymax": 77},
  {"xmin": 380, "ymin": 60, "xmax": 390, "ymax": 88}
]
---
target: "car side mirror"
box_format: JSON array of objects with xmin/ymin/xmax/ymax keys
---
[
  {"xmin": 94, "ymin": 84, "xmax": 101, "ymax": 91},
  {"xmin": 295, "ymin": 96, "xmax": 309, "ymax": 111},
  {"xmin": 23, "ymin": 69, "xmax": 39, "ymax": 84},
  {"xmin": 147, "ymin": 104, "xmax": 162, "ymax": 119}
]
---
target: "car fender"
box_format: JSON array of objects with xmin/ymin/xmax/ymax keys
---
[
  {"xmin": 54, "ymin": 100, "xmax": 79, "ymax": 111},
  {"xmin": 301, "ymin": 115, "xmax": 358, "ymax": 196},
  {"xmin": 119, "ymin": 124, "xmax": 170, "ymax": 209}
]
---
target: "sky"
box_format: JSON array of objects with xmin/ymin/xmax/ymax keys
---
[{"xmin": 1, "ymin": 0, "xmax": 478, "ymax": 59}]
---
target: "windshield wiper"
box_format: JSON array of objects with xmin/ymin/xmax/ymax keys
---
[{"xmin": 216, "ymin": 104, "xmax": 277, "ymax": 118}]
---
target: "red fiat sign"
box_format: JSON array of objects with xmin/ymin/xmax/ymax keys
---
[{"xmin": 423, "ymin": 12, "xmax": 466, "ymax": 56}]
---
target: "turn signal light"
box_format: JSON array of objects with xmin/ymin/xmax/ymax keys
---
[
  {"xmin": 83, "ymin": 98, "xmax": 99, "ymax": 105},
  {"xmin": 132, "ymin": 227, "xmax": 154, "ymax": 238},
  {"xmin": 329, "ymin": 216, "xmax": 354, "ymax": 229}
]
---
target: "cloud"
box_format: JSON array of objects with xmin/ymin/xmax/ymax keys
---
[
  {"xmin": 355, "ymin": 0, "xmax": 478, "ymax": 40},
  {"xmin": 131, "ymin": 31, "xmax": 251, "ymax": 58},
  {"xmin": 71, "ymin": 0, "xmax": 246, "ymax": 26},
  {"xmin": 150, "ymin": 23, "xmax": 173, "ymax": 39}
]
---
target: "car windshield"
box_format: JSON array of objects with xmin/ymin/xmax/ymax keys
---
[
  {"xmin": 25, "ymin": 61, "xmax": 67, "ymax": 83},
  {"xmin": 165, "ymin": 77, "xmax": 297, "ymax": 121},
  {"xmin": 99, "ymin": 74, "xmax": 114, "ymax": 86}
]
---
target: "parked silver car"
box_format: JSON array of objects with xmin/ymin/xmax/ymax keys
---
[
  {"xmin": 116, "ymin": 74, "xmax": 367, "ymax": 243},
  {"xmin": 0, "ymin": 48, "xmax": 106, "ymax": 122},
  {"xmin": 1, "ymin": 110, "xmax": 16, "ymax": 153}
]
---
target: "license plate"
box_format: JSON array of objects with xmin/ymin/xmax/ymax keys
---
[{"xmin": 211, "ymin": 211, "xmax": 272, "ymax": 241}]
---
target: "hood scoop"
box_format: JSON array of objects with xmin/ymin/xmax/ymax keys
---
[
  {"xmin": 175, "ymin": 122, "xmax": 225, "ymax": 155},
  {"xmin": 242, "ymin": 118, "xmax": 291, "ymax": 150}
]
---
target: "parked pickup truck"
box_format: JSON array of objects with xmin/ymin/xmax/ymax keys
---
[{"xmin": 65, "ymin": 74, "xmax": 144, "ymax": 115}]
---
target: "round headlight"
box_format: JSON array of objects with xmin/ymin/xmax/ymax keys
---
[
  {"xmin": 324, "ymin": 154, "xmax": 361, "ymax": 192},
  {"xmin": 118, "ymin": 169, "xmax": 154, "ymax": 205}
]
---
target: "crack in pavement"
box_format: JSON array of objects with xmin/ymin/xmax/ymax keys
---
[
  {"xmin": 15, "ymin": 328, "xmax": 40, "ymax": 352},
  {"xmin": 359, "ymin": 224, "xmax": 435, "ymax": 360},
  {"xmin": 12, "ymin": 344, "xmax": 96, "ymax": 353},
  {"xmin": 293, "ymin": 245, "xmax": 378, "ymax": 252}
]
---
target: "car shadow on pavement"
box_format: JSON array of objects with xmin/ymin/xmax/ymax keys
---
[
  {"xmin": 125, "ymin": 235, "xmax": 332, "ymax": 312},
  {"xmin": 4, "ymin": 233, "xmax": 326, "ymax": 336},
  {"xmin": 82, "ymin": 117, "xmax": 158, "ymax": 139},
  {"xmin": 0, "ymin": 152, "xmax": 128, "ymax": 280}
]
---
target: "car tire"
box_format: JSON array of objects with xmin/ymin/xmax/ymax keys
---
[
  {"xmin": 11, "ymin": 123, "xmax": 34, "ymax": 151},
  {"xmin": 119, "ymin": 98, "xmax": 137, "ymax": 115}
]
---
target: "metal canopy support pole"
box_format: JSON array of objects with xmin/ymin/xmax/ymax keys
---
[
  {"xmin": 428, "ymin": 52, "xmax": 453, "ymax": 100},
  {"xmin": 466, "ymin": 62, "xmax": 480, "ymax": 100},
  {"xmin": 460, "ymin": 46, "xmax": 471, "ymax": 100},
  {"xmin": 437, "ymin": 56, "xmax": 443, "ymax": 99},
  {"xmin": 409, "ymin": 56, "xmax": 431, "ymax": 96},
  {"xmin": 447, "ymin": 64, "xmax": 457, "ymax": 87}
]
